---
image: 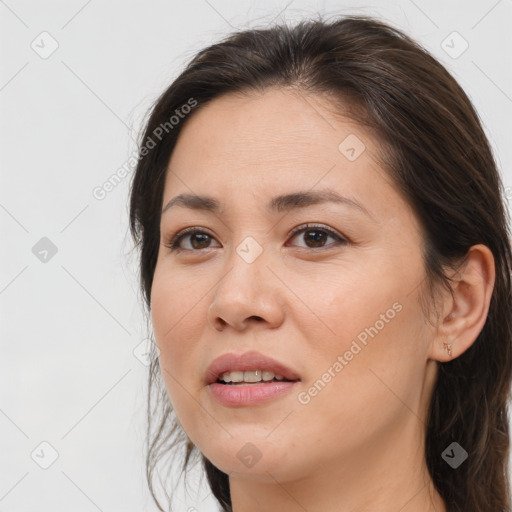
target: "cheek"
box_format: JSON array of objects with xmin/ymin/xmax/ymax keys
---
[
  {"xmin": 150, "ymin": 263, "xmax": 204, "ymax": 345},
  {"xmin": 285, "ymin": 262, "xmax": 401, "ymax": 346},
  {"xmin": 296, "ymin": 264, "xmax": 428, "ymax": 416},
  {"xmin": 292, "ymin": 298, "xmax": 427, "ymax": 461},
  {"xmin": 150, "ymin": 268, "xmax": 204, "ymax": 399}
]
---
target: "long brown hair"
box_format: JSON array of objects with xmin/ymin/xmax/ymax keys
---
[{"xmin": 128, "ymin": 14, "xmax": 512, "ymax": 512}]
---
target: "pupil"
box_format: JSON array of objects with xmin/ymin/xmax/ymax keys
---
[
  {"xmin": 306, "ymin": 230, "xmax": 326, "ymax": 248},
  {"xmin": 191, "ymin": 234, "xmax": 210, "ymax": 249}
]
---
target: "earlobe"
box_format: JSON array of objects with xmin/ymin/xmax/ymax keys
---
[{"xmin": 431, "ymin": 244, "xmax": 495, "ymax": 362}]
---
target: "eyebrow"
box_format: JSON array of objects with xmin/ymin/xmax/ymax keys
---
[{"xmin": 161, "ymin": 189, "xmax": 372, "ymax": 218}]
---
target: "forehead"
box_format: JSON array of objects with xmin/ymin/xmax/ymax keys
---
[
  {"xmin": 167, "ymin": 89, "xmax": 381, "ymax": 180},
  {"xmin": 161, "ymin": 88, "xmax": 411, "ymax": 226},
  {"xmin": 173, "ymin": 89, "xmax": 368, "ymax": 163}
]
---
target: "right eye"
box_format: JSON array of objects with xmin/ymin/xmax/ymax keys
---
[{"xmin": 163, "ymin": 227, "xmax": 221, "ymax": 253}]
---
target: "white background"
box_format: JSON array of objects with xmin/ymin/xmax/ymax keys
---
[{"xmin": 1, "ymin": 1, "xmax": 511, "ymax": 511}]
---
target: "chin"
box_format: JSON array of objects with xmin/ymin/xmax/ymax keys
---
[{"xmin": 199, "ymin": 438, "xmax": 307, "ymax": 483}]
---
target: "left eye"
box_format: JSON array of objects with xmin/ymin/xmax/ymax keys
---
[
  {"xmin": 287, "ymin": 224, "xmax": 347, "ymax": 249},
  {"xmin": 164, "ymin": 224, "xmax": 347, "ymax": 252}
]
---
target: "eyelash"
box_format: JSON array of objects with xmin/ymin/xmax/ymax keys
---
[{"xmin": 163, "ymin": 223, "xmax": 348, "ymax": 253}]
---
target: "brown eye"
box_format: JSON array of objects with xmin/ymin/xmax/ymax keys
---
[
  {"xmin": 287, "ymin": 224, "xmax": 347, "ymax": 249},
  {"xmin": 164, "ymin": 223, "xmax": 347, "ymax": 253},
  {"xmin": 164, "ymin": 228, "xmax": 220, "ymax": 252}
]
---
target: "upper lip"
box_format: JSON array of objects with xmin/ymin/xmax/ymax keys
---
[{"xmin": 205, "ymin": 350, "xmax": 301, "ymax": 384}]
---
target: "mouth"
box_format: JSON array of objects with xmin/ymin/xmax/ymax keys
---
[
  {"xmin": 205, "ymin": 351, "xmax": 301, "ymax": 405},
  {"xmin": 215, "ymin": 369, "xmax": 298, "ymax": 385},
  {"xmin": 205, "ymin": 350, "xmax": 301, "ymax": 386}
]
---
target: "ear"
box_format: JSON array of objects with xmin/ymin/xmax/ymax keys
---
[{"xmin": 430, "ymin": 244, "xmax": 495, "ymax": 362}]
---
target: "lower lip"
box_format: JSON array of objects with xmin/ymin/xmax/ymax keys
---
[{"xmin": 208, "ymin": 381, "xmax": 299, "ymax": 406}]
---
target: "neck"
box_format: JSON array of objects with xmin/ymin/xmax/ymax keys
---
[{"xmin": 228, "ymin": 413, "xmax": 446, "ymax": 512}]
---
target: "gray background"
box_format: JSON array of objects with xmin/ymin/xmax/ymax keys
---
[{"xmin": 1, "ymin": 0, "xmax": 511, "ymax": 511}]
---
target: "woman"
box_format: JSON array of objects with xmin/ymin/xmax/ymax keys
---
[{"xmin": 128, "ymin": 14, "xmax": 512, "ymax": 512}]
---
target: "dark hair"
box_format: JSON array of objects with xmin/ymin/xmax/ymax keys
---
[{"xmin": 128, "ymin": 13, "xmax": 512, "ymax": 512}]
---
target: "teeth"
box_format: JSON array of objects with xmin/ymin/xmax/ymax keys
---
[{"xmin": 219, "ymin": 370, "xmax": 286, "ymax": 383}]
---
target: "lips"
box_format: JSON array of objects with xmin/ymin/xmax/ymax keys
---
[{"xmin": 205, "ymin": 350, "xmax": 301, "ymax": 385}]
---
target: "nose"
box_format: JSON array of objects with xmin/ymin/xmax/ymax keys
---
[{"xmin": 207, "ymin": 249, "xmax": 285, "ymax": 332}]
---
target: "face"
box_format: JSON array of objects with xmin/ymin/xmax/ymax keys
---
[{"xmin": 151, "ymin": 87, "xmax": 438, "ymax": 483}]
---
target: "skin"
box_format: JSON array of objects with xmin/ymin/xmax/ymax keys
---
[{"xmin": 150, "ymin": 87, "xmax": 495, "ymax": 512}]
